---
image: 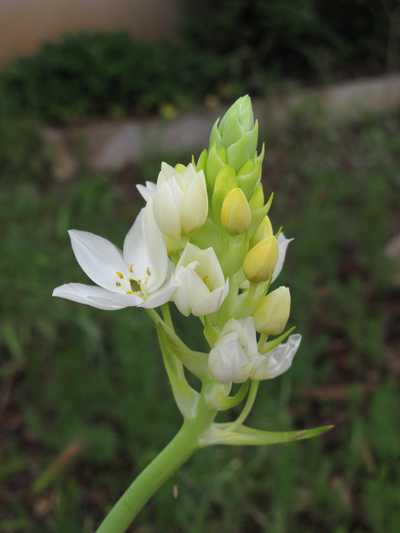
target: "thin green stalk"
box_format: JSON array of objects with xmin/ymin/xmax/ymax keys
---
[
  {"xmin": 96, "ymin": 398, "xmax": 216, "ymax": 533},
  {"xmin": 161, "ymin": 303, "xmax": 174, "ymax": 329},
  {"xmin": 228, "ymin": 380, "xmax": 260, "ymax": 431}
]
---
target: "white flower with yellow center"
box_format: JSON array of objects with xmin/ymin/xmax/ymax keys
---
[
  {"xmin": 138, "ymin": 162, "xmax": 208, "ymax": 240},
  {"xmin": 53, "ymin": 204, "xmax": 176, "ymax": 310},
  {"xmin": 173, "ymin": 243, "xmax": 229, "ymax": 317},
  {"xmin": 209, "ymin": 317, "xmax": 301, "ymax": 384}
]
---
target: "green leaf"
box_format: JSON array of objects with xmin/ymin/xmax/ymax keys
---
[
  {"xmin": 200, "ymin": 422, "xmax": 333, "ymax": 447},
  {"xmin": 156, "ymin": 326, "xmax": 200, "ymax": 420}
]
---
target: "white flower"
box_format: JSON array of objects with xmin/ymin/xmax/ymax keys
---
[
  {"xmin": 53, "ymin": 204, "xmax": 176, "ymax": 310},
  {"xmin": 137, "ymin": 162, "xmax": 208, "ymax": 240},
  {"xmin": 272, "ymin": 233, "xmax": 293, "ymax": 283},
  {"xmin": 173, "ymin": 243, "xmax": 229, "ymax": 317},
  {"xmin": 209, "ymin": 318, "xmax": 256, "ymax": 383},
  {"xmin": 251, "ymin": 334, "xmax": 301, "ymax": 380},
  {"xmin": 208, "ymin": 317, "xmax": 301, "ymax": 384}
]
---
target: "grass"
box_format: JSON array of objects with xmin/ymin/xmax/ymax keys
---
[{"xmin": 1, "ymin": 109, "xmax": 400, "ymax": 532}]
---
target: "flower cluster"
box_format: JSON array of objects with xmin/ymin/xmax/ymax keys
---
[
  {"xmin": 54, "ymin": 96, "xmax": 297, "ymax": 386},
  {"xmin": 54, "ymin": 96, "xmax": 330, "ymax": 450}
]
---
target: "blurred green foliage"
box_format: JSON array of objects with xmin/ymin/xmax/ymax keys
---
[
  {"xmin": 1, "ymin": 0, "xmax": 398, "ymax": 124},
  {"xmin": 0, "ymin": 32, "xmax": 225, "ymax": 124},
  {"xmin": 184, "ymin": 0, "xmax": 398, "ymax": 85},
  {"xmin": 1, "ymin": 110, "xmax": 400, "ymax": 532}
]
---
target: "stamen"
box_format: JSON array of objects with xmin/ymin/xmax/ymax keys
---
[
  {"xmin": 116, "ymin": 271, "xmax": 125, "ymax": 279},
  {"xmin": 116, "ymin": 281, "xmax": 122, "ymax": 287},
  {"xmin": 130, "ymin": 279, "xmax": 141, "ymax": 293},
  {"xmin": 129, "ymin": 264, "xmax": 134, "ymax": 273}
]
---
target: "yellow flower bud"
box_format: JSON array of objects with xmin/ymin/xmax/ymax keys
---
[
  {"xmin": 221, "ymin": 188, "xmax": 251, "ymax": 234},
  {"xmin": 254, "ymin": 286, "xmax": 291, "ymax": 335},
  {"xmin": 253, "ymin": 216, "xmax": 273, "ymax": 244},
  {"xmin": 243, "ymin": 235, "xmax": 278, "ymax": 282}
]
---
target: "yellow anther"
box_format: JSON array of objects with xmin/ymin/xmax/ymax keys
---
[
  {"xmin": 116, "ymin": 281, "xmax": 122, "ymax": 287},
  {"xmin": 116, "ymin": 271, "xmax": 125, "ymax": 279}
]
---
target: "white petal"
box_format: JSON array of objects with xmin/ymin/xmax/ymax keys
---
[
  {"xmin": 177, "ymin": 243, "xmax": 225, "ymax": 290},
  {"xmin": 68, "ymin": 230, "xmax": 128, "ymax": 292},
  {"xmin": 141, "ymin": 204, "xmax": 169, "ymax": 291},
  {"xmin": 52, "ymin": 283, "xmax": 142, "ymax": 310},
  {"xmin": 157, "ymin": 162, "xmax": 176, "ymax": 185},
  {"xmin": 139, "ymin": 275, "xmax": 177, "ymax": 308},
  {"xmin": 251, "ymin": 334, "xmax": 301, "ymax": 380},
  {"xmin": 174, "ymin": 244, "xmax": 229, "ymax": 317},
  {"xmin": 272, "ymin": 233, "xmax": 293, "ymax": 282},
  {"xmin": 209, "ymin": 332, "xmax": 251, "ymax": 384},
  {"xmin": 173, "ymin": 264, "xmax": 210, "ymax": 317},
  {"xmin": 123, "ymin": 204, "xmax": 168, "ymax": 291},
  {"xmin": 191, "ymin": 280, "xmax": 229, "ymax": 316},
  {"xmin": 153, "ymin": 180, "xmax": 183, "ymax": 239},
  {"xmin": 181, "ymin": 169, "xmax": 208, "ymax": 234},
  {"xmin": 122, "ymin": 210, "xmax": 148, "ymax": 276},
  {"xmin": 237, "ymin": 317, "xmax": 259, "ymax": 357},
  {"xmin": 137, "ymin": 181, "xmax": 157, "ymax": 202}
]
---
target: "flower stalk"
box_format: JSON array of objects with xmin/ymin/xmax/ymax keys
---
[
  {"xmin": 52, "ymin": 94, "xmax": 333, "ymax": 533},
  {"xmin": 96, "ymin": 396, "xmax": 217, "ymax": 533}
]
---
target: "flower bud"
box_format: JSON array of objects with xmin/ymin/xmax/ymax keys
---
[
  {"xmin": 254, "ymin": 286, "xmax": 291, "ymax": 335},
  {"xmin": 236, "ymin": 159, "xmax": 261, "ymax": 199},
  {"xmin": 209, "ymin": 95, "xmax": 259, "ymax": 173},
  {"xmin": 253, "ymin": 216, "xmax": 273, "ymax": 244},
  {"xmin": 221, "ymin": 188, "xmax": 251, "ymax": 234},
  {"xmin": 227, "ymin": 120, "xmax": 258, "ymax": 171},
  {"xmin": 206, "ymin": 145, "xmax": 227, "ymax": 192},
  {"xmin": 152, "ymin": 162, "xmax": 208, "ymax": 239},
  {"xmin": 196, "ymin": 149, "xmax": 208, "ymax": 173},
  {"xmin": 249, "ymin": 182, "xmax": 265, "ymax": 209},
  {"xmin": 243, "ymin": 235, "xmax": 278, "ymax": 283},
  {"xmin": 219, "ymin": 95, "xmax": 254, "ymax": 144},
  {"xmin": 211, "ymin": 165, "xmax": 237, "ymax": 219}
]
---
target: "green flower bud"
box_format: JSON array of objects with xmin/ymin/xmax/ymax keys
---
[
  {"xmin": 196, "ymin": 149, "xmax": 208, "ymax": 173},
  {"xmin": 189, "ymin": 218, "xmax": 248, "ymax": 277},
  {"xmin": 237, "ymin": 158, "xmax": 262, "ymax": 199},
  {"xmin": 226, "ymin": 120, "xmax": 258, "ymax": 171},
  {"xmin": 206, "ymin": 145, "xmax": 227, "ymax": 193},
  {"xmin": 253, "ymin": 216, "xmax": 273, "ymax": 245},
  {"xmin": 211, "ymin": 165, "xmax": 237, "ymax": 220},
  {"xmin": 249, "ymin": 183, "xmax": 265, "ymax": 209},
  {"xmin": 219, "ymin": 95, "xmax": 254, "ymax": 145},
  {"xmin": 209, "ymin": 95, "xmax": 259, "ymax": 173}
]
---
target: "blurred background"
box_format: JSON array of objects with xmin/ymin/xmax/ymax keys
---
[{"xmin": 1, "ymin": 1, "xmax": 400, "ymax": 532}]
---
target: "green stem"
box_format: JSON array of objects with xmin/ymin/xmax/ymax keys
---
[
  {"xmin": 228, "ymin": 380, "xmax": 260, "ymax": 431},
  {"xmin": 161, "ymin": 303, "xmax": 174, "ymax": 329},
  {"xmin": 95, "ymin": 398, "xmax": 216, "ymax": 533}
]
